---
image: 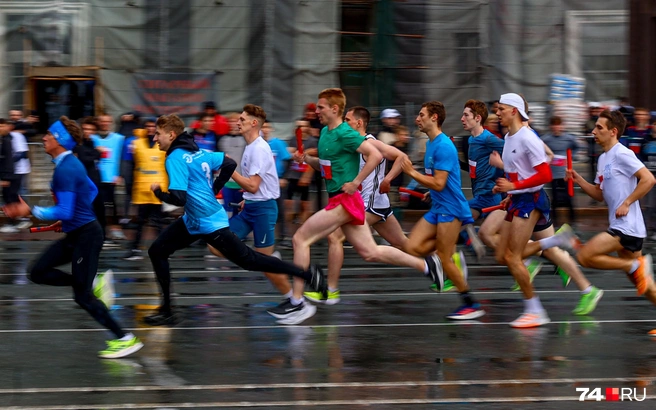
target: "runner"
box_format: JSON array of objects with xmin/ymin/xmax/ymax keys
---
[{"xmin": 270, "ymin": 88, "xmax": 442, "ymax": 325}]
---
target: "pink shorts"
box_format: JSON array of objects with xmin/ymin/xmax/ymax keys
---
[{"xmin": 325, "ymin": 191, "xmax": 365, "ymax": 225}]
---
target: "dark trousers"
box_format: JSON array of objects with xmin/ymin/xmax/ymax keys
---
[
  {"xmin": 130, "ymin": 203, "xmax": 164, "ymax": 250},
  {"xmin": 148, "ymin": 218, "xmax": 311, "ymax": 312},
  {"xmin": 551, "ymin": 178, "xmax": 574, "ymax": 224},
  {"xmin": 28, "ymin": 220, "xmax": 125, "ymax": 338},
  {"xmin": 100, "ymin": 183, "xmax": 117, "ymax": 225},
  {"xmin": 2, "ymin": 177, "xmax": 20, "ymax": 204}
]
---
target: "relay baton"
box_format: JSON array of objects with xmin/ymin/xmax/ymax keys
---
[
  {"xmin": 399, "ymin": 187, "xmax": 426, "ymax": 199},
  {"xmin": 30, "ymin": 224, "xmax": 59, "ymax": 233},
  {"xmin": 481, "ymin": 204, "xmax": 504, "ymax": 214},
  {"xmin": 566, "ymin": 148, "xmax": 574, "ymax": 197},
  {"xmin": 295, "ymin": 127, "xmax": 304, "ymax": 155}
]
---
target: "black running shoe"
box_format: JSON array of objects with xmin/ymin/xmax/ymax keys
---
[
  {"xmin": 143, "ymin": 310, "xmax": 181, "ymax": 326},
  {"xmin": 267, "ymin": 298, "xmax": 303, "ymax": 319},
  {"xmin": 425, "ymin": 254, "xmax": 444, "ymax": 291},
  {"xmin": 308, "ymin": 264, "xmax": 327, "ymax": 293}
]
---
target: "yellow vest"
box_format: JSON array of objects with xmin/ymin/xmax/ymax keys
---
[{"xmin": 131, "ymin": 136, "xmax": 168, "ymax": 204}]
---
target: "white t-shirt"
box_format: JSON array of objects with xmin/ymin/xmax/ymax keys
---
[
  {"xmin": 502, "ymin": 126, "xmax": 546, "ymax": 194},
  {"xmin": 594, "ymin": 143, "xmax": 646, "ymax": 238},
  {"xmin": 359, "ymin": 134, "xmax": 390, "ymax": 209},
  {"xmin": 240, "ymin": 136, "xmax": 280, "ymax": 201},
  {"xmin": 10, "ymin": 131, "xmax": 30, "ymax": 175}
]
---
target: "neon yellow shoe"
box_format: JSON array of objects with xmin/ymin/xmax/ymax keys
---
[
  {"xmin": 304, "ymin": 289, "xmax": 341, "ymax": 305},
  {"xmin": 432, "ymin": 252, "xmax": 467, "ymax": 293},
  {"xmin": 511, "ymin": 259, "xmax": 542, "ymax": 291},
  {"xmin": 98, "ymin": 334, "xmax": 144, "ymax": 359}
]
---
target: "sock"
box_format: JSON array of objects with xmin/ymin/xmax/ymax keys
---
[
  {"xmin": 581, "ymin": 285, "xmax": 592, "ymax": 295},
  {"xmin": 423, "ymin": 261, "xmax": 430, "ymax": 275},
  {"xmin": 460, "ymin": 291, "xmax": 475, "ymax": 306},
  {"xmin": 539, "ymin": 235, "xmax": 561, "ymax": 251},
  {"xmin": 283, "ymin": 290, "xmax": 292, "ymax": 299},
  {"xmin": 119, "ymin": 333, "xmax": 134, "ymax": 341},
  {"xmin": 523, "ymin": 296, "xmax": 544, "ymax": 313},
  {"xmin": 328, "ymin": 287, "xmax": 338, "ymax": 293},
  {"xmin": 290, "ymin": 296, "xmax": 303, "ymax": 306},
  {"xmin": 628, "ymin": 259, "xmax": 640, "ymax": 274}
]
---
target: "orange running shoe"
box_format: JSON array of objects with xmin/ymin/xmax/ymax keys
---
[
  {"xmin": 633, "ymin": 254, "xmax": 654, "ymax": 296},
  {"xmin": 510, "ymin": 311, "xmax": 550, "ymax": 328},
  {"xmin": 648, "ymin": 329, "xmax": 656, "ymax": 337}
]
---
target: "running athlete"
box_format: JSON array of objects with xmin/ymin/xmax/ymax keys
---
[
  {"xmin": 567, "ymin": 109, "xmax": 656, "ymax": 336},
  {"xmin": 492, "ymin": 93, "xmax": 564, "ymax": 328},
  {"xmin": 208, "ymin": 105, "xmax": 293, "ymax": 304},
  {"xmin": 144, "ymin": 114, "xmax": 326, "ymax": 326},
  {"xmin": 401, "ymin": 101, "xmax": 485, "ymax": 320},
  {"xmin": 2, "ymin": 117, "xmax": 143, "ymax": 358},
  {"xmin": 303, "ymin": 106, "xmax": 410, "ymax": 304},
  {"xmin": 271, "ymin": 88, "xmax": 442, "ymax": 325}
]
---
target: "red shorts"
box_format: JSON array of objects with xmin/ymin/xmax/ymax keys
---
[{"xmin": 325, "ymin": 191, "xmax": 365, "ymax": 225}]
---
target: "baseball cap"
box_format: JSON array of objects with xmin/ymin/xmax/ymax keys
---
[
  {"xmin": 499, "ymin": 93, "xmax": 529, "ymax": 120},
  {"xmin": 380, "ymin": 108, "xmax": 401, "ymax": 119}
]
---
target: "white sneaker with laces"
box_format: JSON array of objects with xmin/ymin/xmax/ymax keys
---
[{"xmin": 510, "ymin": 310, "xmax": 550, "ymax": 328}]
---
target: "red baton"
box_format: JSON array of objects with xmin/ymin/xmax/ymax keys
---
[
  {"xmin": 295, "ymin": 127, "xmax": 304, "ymax": 155},
  {"xmin": 30, "ymin": 224, "xmax": 59, "ymax": 233},
  {"xmin": 566, "ymin": 148, "xmax": 574, "ymax": 197},
  {"xmin": 482, "ymin": 204, "xmax": 505, "ymax": 213},
  {"xmin": 399, "ymin": 187, "xmax": 426, "ymax": 199}
]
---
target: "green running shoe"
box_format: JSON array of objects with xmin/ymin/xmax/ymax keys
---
[
  {"xmin": 572, "ymin": 286, "xmax": 604, "ymax": 315},
  {"xmin": 510, "ymin": 259, "xmax": 543, "ymax": 291},
  {"xmin": 432, "ymin": 252, "xmax": 467, "ymax": 293},
  {"xmin": 555, "ymin": 266, "xmax": 571, "ymax": 287},
  {"xmin": 93, "ymin": 269, "xmax": 115, "ymax": 309},
  {"xmin": 304, "ymin": 289, "xmax": 341, "ymax": 305},
  {"xmin": 98, "ymin": 334, "xmax": 144, "ymax": 359}
]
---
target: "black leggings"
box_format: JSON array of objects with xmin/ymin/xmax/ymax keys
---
[
  {"xmin": 100, "ymin": 183, "xmax": 117, "ymax": 224},
  {"xmin": 29, "ymin": 220, "xmax": 125, "ymax": 338},
  {"xmin": 148, "ymin": 218, "xmax": 312, "ymax": 312},
  {"xmin": 130, "ymin": 203, "xmax": 164, "ymax": 250}
]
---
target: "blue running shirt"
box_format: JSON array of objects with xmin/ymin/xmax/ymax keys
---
[
  {"xmin": 424, "ymin": 133, "xmax": 472, "ymax": 220},
  {"xmin": 166, "ymin": 148, "xmax": 229, "ymax": 234}
]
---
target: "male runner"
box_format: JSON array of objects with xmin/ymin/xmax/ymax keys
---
[
  {"xmin": 3, "ymin": 116, "xmax": 143, "ymax": 358},
  {"xmin": 144, "ymin": 114, "xmax": 326, "ymax": 326},
  {"xmin": 208, "ymin": 105, "xmax": 293, "ymax": 305},
  {"xmin": 271, "ymin": 88, "xmax": 442, "ymax": 325},
  {"xmin": 567, "ymin": 109, "xmax": 656, "ymax": 335},
  {"xmin": 401, "ymin": 101, "xmax": 485, "ymax": 320}
]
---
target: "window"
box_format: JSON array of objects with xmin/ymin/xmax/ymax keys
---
[{"xmin": 454, "ymin": 33, "xmax": 481, "ymax": 87}]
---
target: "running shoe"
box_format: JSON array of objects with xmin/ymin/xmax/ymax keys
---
[
  {"xmin": 304, "ymin": 289, "xmax": 340, "ymax": 305},
  {"xmin": 648, "ymin": 329, "xmax": 656, "ymax": 337},
  {"xmin": 572, "ymin": 286, "xmax": 604, "ymax": 315},
  {"xmin": 98, "ymin": 334, "xmax": 144, "ymax": 359},
  {"xmin": 554, "ymin": 223, "xmax": 582, "ymax": 251},
  {"xmin": 267, "ymin": 298, "xmax": 303, "ymax": 319},
  {"xmin": 439, "ymin": 251, "xmax": 468, "ymax": 293},
  {"xmin": 509, "ymin": 310, "xmax": 550, "ymax": 328},
  {"xmin": 93, "ymin": 269, "xmax": 115, "ymax": 309},
  {"xmin": 276, "ymin": 302, "xmax": 317, "ymax": 325},
  {"xmin": 143, "ymin": 309, "xmax": 181, "ymax": 326},
  {"xmin": 510, "ymin": 259, "xmax": 543, "ymax": 291},
  {"xmin": 445, "ymin": 303, "xmax": 485, "ymax": 320},
  {"xmin": 555, "ymin": 266, "xmax": 571, "ymax": 287},
  {"xmin": 307, "ymin": 264, "xmax": 327, "ymax": 293},
  {"xmin": 425, "ymin": 254, "xmax": 444, "ymax": 291},
  {"xmin": 632, "ymin": 254, "xmax": 654, "ymax": 296},
  {"xmin": 122, "ymin": 249, "xmax": 143, "ymax": 261}
]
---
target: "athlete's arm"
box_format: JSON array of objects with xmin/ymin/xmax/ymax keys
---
[
  {"xmin": 401, "ymin": 156, "xmax": 448, "ymax": 191},
  {"xmin": 344, "ymin": 139, "xmax": 382, "ymax": 194},
  {"xmin": 567, "ymin": 168, "xmax": 603, "ymax": 202},
  {"xmin": 152, "ymin": 185, "xmax": 187, "ymax": 206},
  {"xmin": 212, "ymin": 156, "xmax": 237, "ymax": 194},
  {"xmin": 489, "ymin": 150, "xmax": 503, "ymax": 169},
  {"xmin": 493, "ymin": 162, "xmax": 552, "ymax": 193},
  {"xmin": 293, "ymin": 151, "xmax": 321, "ymax": 172},
  {"xmin": 616, "ymin": 167, "xmax": 656, "ymax": 217},
  {"xmin": 369, "ymin": 139, "xmax": 407, "ymax": 191},
  {"xmin": 232, "ymin": 171, "xmax": 262, "ymax": 194},
  {"xmin": 31, "ymin": 191, "xmax": 76, "ymax": 221},
  {"xmin": 543, "ymin": 142, "xmax": 554, "ymax": 164}
]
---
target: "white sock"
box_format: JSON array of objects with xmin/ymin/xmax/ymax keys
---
[
  {"xmin": 581, "ymin": 285, "xmax": 592, "ymax": 295},
  {"xmin": 291, "ymin": 296, "xmax": 303, "ymax": 306},
  {"xmin": 523, "ymin": 296, "xmax": 544, "ymax": 313},
  {"xmin": 629, "ymin": 259, "xmax": 640, "ymax": 274},
  {"xmin": 328, "ymin": 287, "xmax": 338, "ymax": 293},
  {"xmin": 283, "ymin": 290, "xmax": 293, "ymax": 299},
  {"xmin": 120, "ymin": 333, "xmax": 134, "ymax": 341},
  {"xmin": 539, "ymin": 235, "xmax": 561, "ymax": 251},
  {"xmin": 423, "ymin": 261, "xmax": 430, "ymax": 275}
]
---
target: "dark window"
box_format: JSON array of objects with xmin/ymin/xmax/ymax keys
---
[{"xmin": 454, "ymin": 33, "xmax": 481, "ymax": 87}]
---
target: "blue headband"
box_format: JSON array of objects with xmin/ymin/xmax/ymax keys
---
[{"xmin": 48, "ymin": 120, "xmax": 76, "ymax": 150}]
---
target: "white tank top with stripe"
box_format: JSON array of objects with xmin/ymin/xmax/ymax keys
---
[{"xmin": 360, "ymin": 134, "xmax": 391, "ymax": 210}]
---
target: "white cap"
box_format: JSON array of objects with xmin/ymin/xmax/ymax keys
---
[
  {"xmin": 380, "ymin": 108, "xmax": 401, "ymax": 119},
  {"xmin": 499, "ymin": 93, "xmax": 529, "ymax": 120},
  {"xmin": 588, "ymin": 101, "xmax": 602, "ymax": 108}
]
